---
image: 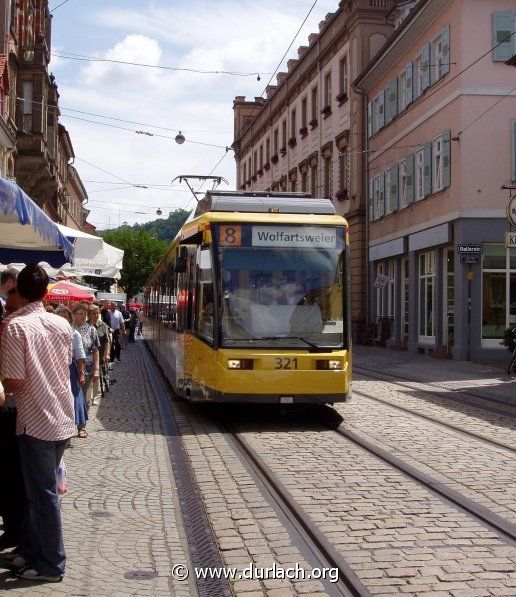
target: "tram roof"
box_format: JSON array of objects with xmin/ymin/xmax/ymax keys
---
[{"xmin": 194, "ymin": 191, "xmax": 336, "ymax": 216}]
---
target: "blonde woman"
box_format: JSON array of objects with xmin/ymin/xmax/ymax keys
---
[
  {"xmin": 71, "ymin": 303, "xmax": 100, "ymax": 409},
  {"xmin": 88, "ymin": 305, "xmax": 110, "ymax": 404}
]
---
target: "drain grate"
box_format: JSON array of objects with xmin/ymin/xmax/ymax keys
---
[
  {"xmin": 89, "ymin": 510, "xmax": 113, "ymax": 518},
  {"xmin": 124, "ymin": 570, "xmax": 157, "ymax": 580}
]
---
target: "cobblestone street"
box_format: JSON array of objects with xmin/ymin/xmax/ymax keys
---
[{"xmin": 1, "ymin": 340, "xmax": 515, "ymax": 596}]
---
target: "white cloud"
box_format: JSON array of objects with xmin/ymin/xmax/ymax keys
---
[{"xmin": 51, "ymin": 0, "xmax": 339, "ymax": 228}]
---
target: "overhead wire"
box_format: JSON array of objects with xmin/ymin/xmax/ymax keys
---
[
  {"xmin": 53, "ymin": 51, "xmax": 269, "ymax": 78},
  {"xmin": 260, "ymin": 0, "xmax": 319, "ymax": 96},
  {"xmin": 50, "ymin": 0, "xmax": 72, "ymax": 12}
]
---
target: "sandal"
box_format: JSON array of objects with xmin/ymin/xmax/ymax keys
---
[{"xmin": 77, "ymin": 429, "xmax": 88, "ymax": 438}]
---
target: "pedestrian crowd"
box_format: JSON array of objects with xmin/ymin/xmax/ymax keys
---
[{"xmin": 0, "ymin": 264, "xmax": 143, "ymax": 583}]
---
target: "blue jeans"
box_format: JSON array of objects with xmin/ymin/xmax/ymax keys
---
[{"xmin": 18, "ymin": 434, "xmax": 69, "ymax": 576}]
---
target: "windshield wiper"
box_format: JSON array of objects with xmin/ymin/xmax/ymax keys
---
[{"xmin": 258, "ymin": 336, "xmax": 328, "ymax": 353}]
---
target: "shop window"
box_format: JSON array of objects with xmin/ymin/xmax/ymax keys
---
[
  {"xmin": 482, "ymin": 244, "xmax": 516, "ymax": 344},
  {"xmin": 419, "ymin": 251, "xmax": 435, "ymax": 342}
]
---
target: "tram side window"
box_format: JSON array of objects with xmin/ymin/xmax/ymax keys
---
[{"xmin": 196, "ymin": 246, "xmax": 215, "ymax": 344}]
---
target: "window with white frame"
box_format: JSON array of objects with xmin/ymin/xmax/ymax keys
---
[
  {"xmin": 415, "ymin": 148, "xmax": 425, "ymax": 200},
  {"xmin": 376, "ymin": 262, "xmax": 385, "ymax": 319},
  {"xmin": 339, "ymin": 56, "xmax": 348, "ymax": 95},
  {"xmin": 419, "ymin": 251, "xmax": 435, "ymax": 341},
  {"xmin": 324, "ymin": 72, "xmax": 332, "ymax": 109},
  {"xmin": 387, "ymin": 260, "xmax": 396, "ymax": 337},
  {"xmin": 430, "ymin": 29, "xmax": 448, "ymax": 82},
  {"xmin": 399, "ymin": 159, "xmax": 408, "ymax": 209}
]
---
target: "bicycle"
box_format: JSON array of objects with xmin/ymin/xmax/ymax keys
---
[
  {"xmin": 508, "ymin": 346, "xmax": 516, "ymax": 375},
  {"xmin": 505, "ymin": 327, "xmax": 516, "ymax": 375}
]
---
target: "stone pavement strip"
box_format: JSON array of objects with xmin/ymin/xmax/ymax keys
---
[{"xmin": 0, "ymin": 341, "xmax": 194, "ymax": 596}]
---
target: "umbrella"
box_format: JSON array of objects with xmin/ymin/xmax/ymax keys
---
[
  {"xmin": 46, "ymin": 281, "xmax": 95, "ymax": 303},
  {"xmin": 0, "ymin": 178, "xmax": 74, "ymax": 266}
]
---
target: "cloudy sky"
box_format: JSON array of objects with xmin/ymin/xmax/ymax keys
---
[{"xmin": 49, "ymin": 0, "xmax": 337, "ymax": 229}]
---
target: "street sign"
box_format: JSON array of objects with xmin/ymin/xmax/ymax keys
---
[
  {"xmin": 507, "ymin": 194, "xmax": 516, "ymax": 227},
  {"xmin": 460, "ymin": 254, "xmax": 480, "ymax": 265},
  {"xmin": 505, "ymin": 231, "xmax": 516, "ymax": 248},
  {"xmin": 457, "ymin": 244, "xmax": 483, "ymax": 254}
]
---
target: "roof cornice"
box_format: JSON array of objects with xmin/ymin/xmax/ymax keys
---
[{"xmin": 354, "ymin": 0, "xmax": 450, "ymax": 91}]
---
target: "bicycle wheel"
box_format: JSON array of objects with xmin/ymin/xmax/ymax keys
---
[{"xmin": 507, "ymin": 350, "xmax": 516, "ymax": 375}]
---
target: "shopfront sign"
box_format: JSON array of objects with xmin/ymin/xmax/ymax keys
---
[
  {"xmin": 460, "ymin": 254, "xmax": 480, "ymax": 265},
  {"xmin": 505, "ymin": 231, "xmax": 516, "ymax": 248},
  {"xmin": 457, "ymin": 244, "xmax": 483, "ymax": 254}
]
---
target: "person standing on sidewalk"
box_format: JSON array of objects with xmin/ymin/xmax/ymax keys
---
[
  {"xmin": 0, "ymin": 264, "xmax": 75, "ymax": 583},
  {"xmin": 108, "ymin": 302, "xmax": 124, "ymax": 362}
]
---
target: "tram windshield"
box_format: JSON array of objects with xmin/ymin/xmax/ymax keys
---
[{"xmin": 213, "ymin": 224, "xmax": 346, "ymax": 349}]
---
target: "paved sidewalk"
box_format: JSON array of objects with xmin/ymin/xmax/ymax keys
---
[
  {"xmin": 0, "ymin": 340, "xmax": 193, "ymax": 596},
  {"xmin": 353, "ymin": 345, "xmax": 516, "ymax": 402}
]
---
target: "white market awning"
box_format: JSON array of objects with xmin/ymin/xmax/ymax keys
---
[{"xmin": 0, "ymin": 178, "xmax": 75, "ymax": 266}]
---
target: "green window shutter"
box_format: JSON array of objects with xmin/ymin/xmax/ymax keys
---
[
  {"xmin": 390, "ymin": 163, "xmax": 399, "ymax": 211},
  {"xmin": 378, "ymin": 91, "xmax": 385, "ymax": 129},
  {"xmin": 406, "ymin": 62, "xmax": 413, "ymax": 105},
  {"xmin": 406, "ymin": 154, "xmax": 415, "ymax": 204},
  {"xmin": 389, "ymin": 78, "xmax": 397, "ymax": 122},
  {"xmin": 421, "ymin": 44, "xmax": 430, "ymax": 91},
  {"xmin": 367, "ymin": 101, "xmax": 372, "ymax": 138},
  {"xmin": 369, "ymin": 178, "xmax": 374, "ymax": 221},
  {"xmin": 423, "ymin": 142, "xmax": 432, "ymax": 196},
  {"xmin": 379, "ymin": 173, "xmax": 385, "ymax": 217},
  {"xmin": 440, "ymin": 26, "xmax": 450, "ymax": 77},
  {"xmin": 492, "ymin": 12, "xmax": 513, "ymax": 62},
  {"xmin": 442, "ymin": 130, "xmax": 451, "ymax": 188}
]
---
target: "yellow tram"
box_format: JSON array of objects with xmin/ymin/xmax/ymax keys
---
[{"xmin": 144, "ymin": 191, "xmax": 351, "ymax": 404}]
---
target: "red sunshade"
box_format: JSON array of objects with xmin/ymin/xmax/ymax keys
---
[{"xmin": 46, "ymin": 281, "xmax": 95, "ymax": 303}]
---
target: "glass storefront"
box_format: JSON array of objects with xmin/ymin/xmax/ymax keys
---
[{"xmin": 482, "ymin": 245, "xmax": 516, "ymax": 344}]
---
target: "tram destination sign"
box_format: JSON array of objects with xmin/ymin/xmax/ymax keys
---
[
  {"xmin": 460, "ymin": 254, "xmax": 481, "ymax": 265},
  {"xmin": 457, "ymin": 243, "xmax": 483, "ymax": 254}
]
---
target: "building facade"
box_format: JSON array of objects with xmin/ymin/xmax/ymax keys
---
[
  {"xmin": 0, "ymin": 0, "xmax": 16, "ymax": 178},
  {"xmin": 354, "ymin": 0, "xmax": 516, "ymax": 361},
  {"xmin": 233, "ymin": 0, "xmax": 397, "ymax": 341}
]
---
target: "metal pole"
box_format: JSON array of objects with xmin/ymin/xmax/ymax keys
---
[{"xmin": 467, "ymin": 263, "xmax": 472, "ymax": 361}]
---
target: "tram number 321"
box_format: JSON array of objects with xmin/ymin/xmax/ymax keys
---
[{"xmin": 275, "ymin": 357, "xmax": 298, "ymax": 369}]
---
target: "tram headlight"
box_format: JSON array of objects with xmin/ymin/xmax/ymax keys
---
[
  {"xmin": 227, "ymin": 359, "xmax": 253, "ymax": 370},
  {"xmin": 316, "ymin": 359, "xmax": 342, "ymax": 370}
]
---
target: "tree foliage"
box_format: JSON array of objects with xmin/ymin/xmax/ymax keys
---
[
  {"xmin": 102, "ymin": 227, "xmax": 169, "ymax": 301},
  {"xmin": 132, "ymin": 209, "xmax": 190, "ymax": 242}
]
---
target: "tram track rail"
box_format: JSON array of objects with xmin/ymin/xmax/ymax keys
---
[
  {"xmin": 353, "ymin": 364, "xmax": 516, "ymax": 418},
  {"xmin": 351, "ymin": 387, "xmax": 516, "ymax": 453},
  {"xmin": 313, "ymin": 409, "xmax": 516, "ymax": 546},
  {"xmin": 221, "ymin": 422, "xmax": 371, "ymax": 597}
]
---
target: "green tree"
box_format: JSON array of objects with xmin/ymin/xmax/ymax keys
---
[
  {"xmin": 133, "ymin": 208, "xmax": 190, "ymax": 243},
  {"xmin": 102, "ymin": 227, "xmax": 168, "ymax": 301}
]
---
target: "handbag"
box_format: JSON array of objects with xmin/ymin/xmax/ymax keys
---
[{"xmin": 56, "ymin": 458, "xmax": 69, "ymax": 495}]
